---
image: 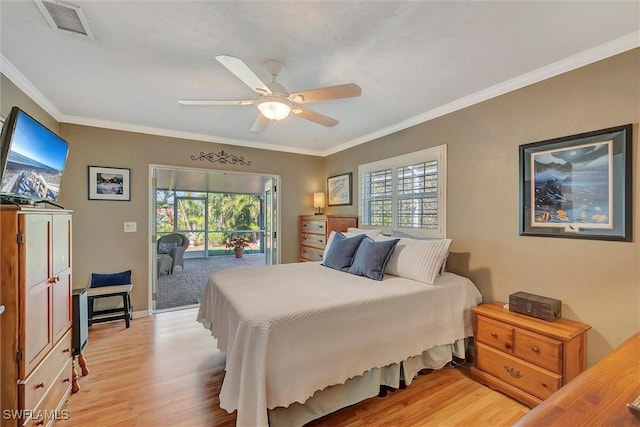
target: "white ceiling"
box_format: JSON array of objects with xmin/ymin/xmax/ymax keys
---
[{"xmin": 1, "ymin": 1, "xmax": 638, "ymax": 157}]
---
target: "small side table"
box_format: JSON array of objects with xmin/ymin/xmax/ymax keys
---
[
  {"xmin": 72, "ymin": 288, "xmax": 90, "ymax": 393},
  {"xmin": 469, "ymin": 302, "xmax": 590, "ymax": 407}
]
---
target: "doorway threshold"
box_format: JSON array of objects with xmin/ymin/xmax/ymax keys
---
[{"xmin": 151, "ymin": 304, "xmax": 200, "ymax": 315}]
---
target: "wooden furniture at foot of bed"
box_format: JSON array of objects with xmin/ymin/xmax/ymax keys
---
[
  {"xmin": 470, "ymin": 302, "xmax": 590, "ymax": 408},
  {"xmin": 514, "ymin": 332, "xmax": 640, "ymax": 426}
]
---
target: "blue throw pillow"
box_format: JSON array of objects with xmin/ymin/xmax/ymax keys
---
[
  {"xmin": 90, "ymin": 270, "xmax": 132, "ymax": 288},
  {"xmin": 348, "ymin": 237, "xmax": 400, "ymax": 280},
  {"xmin": 322, "ymin": 232, "xmax": 366, "ymax": 271}
]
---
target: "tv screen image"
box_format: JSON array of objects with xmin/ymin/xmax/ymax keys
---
[{"xmin": 0, "ymin": 107, "xmax": 69, "ymax": 203}]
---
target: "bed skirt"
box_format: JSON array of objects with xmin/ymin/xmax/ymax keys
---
[{"xmin": 267, "ymin": 339, "xmax": 467, "ymax": 427}]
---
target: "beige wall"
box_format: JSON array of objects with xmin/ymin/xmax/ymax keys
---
[
  {"xmin": 2, "ymin": 48, "xmax": 638, "ymax": 366},
  {"xmin": 324, "ymin": 49, "xmax": 640, "ymax": 366}
]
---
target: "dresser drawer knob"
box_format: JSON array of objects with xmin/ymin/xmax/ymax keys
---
[
  {"xmin": 303, "ymin": 237, "xmax": 307, "ymax": 241},
  {"xmin": 490, "ymin": 331, "xmax": 498, "ymax": 338},
  {"xmin": 35, "ymin": 382, "xmax": 45, "ymax": 389},
  {"xmin": 531, "ymin": 345, "xmax": 540, "ymax": 353},
  {"xmin": 63, "ymin": 377, "xmax": 70, "ymax": 383},
  {"xmin": 36, "ymin": 420, "xmax": 45, "ymax": 426},
  {"xmin": 504, "ymin": 365, "xmax": 522, "ymax": 378},
  {"xmin": 504, "ymin": 343, "xmax": 512, "ymax": 350}
]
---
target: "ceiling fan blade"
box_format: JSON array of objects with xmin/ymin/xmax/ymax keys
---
[
  {"xmin": 178, "ymin": 99, "xmax": 254, "ymax": 106},
  {"xmin": 215, "ymin": 55, "xmax": 271, "ymax": 95},
  {"xmin": 292, "ymin": 106, "xmax": 339, "ymax": 127},
  {"xmin": 250, "ymin": 114, "xmax": 270, "ymax": 132},
  {"xmin": 289, "ymin": 83, "xmax": 361, "ymax": 104}
]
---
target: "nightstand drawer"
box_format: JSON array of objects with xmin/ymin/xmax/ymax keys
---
[
  {"xmin": 301, "ymin": 233, "xmax": 326, "ymax": 249},
  {"xmin": 477, "ymin": 342, "xmax": 561, "ymax": 400},
  {"xmin": 300, "ymin": 246, "xmax": 324, "ymax": 262},
  {"xmin": 514, "ymin": 328, "xmax": 562, "ymax": 374},
  {"xmin": 301, "ymin": 220, "xmax": 326, "ymax": 235},
  {"xmin": 476, "ymin": 316, "xmax": 514, "ymax": 352}
]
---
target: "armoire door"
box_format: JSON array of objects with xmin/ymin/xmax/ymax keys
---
[
  {"xmin": 51, "ymin": 214, "xmax": 72, "ymax": 343},
  {"xmin": 20, "ymin": 214, "xmax": 53, "ymax": 377}
]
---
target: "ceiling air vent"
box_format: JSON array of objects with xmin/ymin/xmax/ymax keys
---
[{"xmin": 34, "ymin": 0, "xmax": 94, "ymax": 39}]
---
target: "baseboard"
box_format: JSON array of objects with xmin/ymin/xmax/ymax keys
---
[{"xmin": 132, "ymin": 310, "xmax": 151, "ymax": 319}]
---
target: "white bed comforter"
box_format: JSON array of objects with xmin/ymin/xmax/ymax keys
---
[{"xmin": 197, "ymin": 262, "xmax": 482, "ymax": 427}]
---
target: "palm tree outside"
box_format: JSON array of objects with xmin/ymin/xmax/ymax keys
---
[{"xmin": 156, "ymin": 190, "xmax": 262, "ymax": 257}]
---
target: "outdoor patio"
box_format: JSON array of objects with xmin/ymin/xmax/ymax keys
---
[{"xmin": 156, "ymin": 253, "xmax": 265, "ymax": 310}]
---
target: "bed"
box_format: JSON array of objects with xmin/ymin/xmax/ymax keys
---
[{"xmin": 197, "ymin": 232, "xmax": 482, "ymax": 427}]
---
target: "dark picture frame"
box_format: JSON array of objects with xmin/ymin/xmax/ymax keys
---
[
  {"xmin": 327, "ymin": 172, "xmax": 352, "ymax": 206},
  {"xmin": 519, "ymin": 124, "xmax": 632, "ymax": 241},
  {"xmin": 88, "ymin": 165, "xmax": 131, "ymax": 201}
]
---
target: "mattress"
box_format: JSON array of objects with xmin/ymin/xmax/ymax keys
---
[{"xmin": 197, "ymin": 261, "xmax": 482, "ymax": 427}]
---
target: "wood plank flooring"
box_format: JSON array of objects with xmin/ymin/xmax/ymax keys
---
[{"xmin": 58, "ymin": 308, "xmax": 529, "ymax": 427}]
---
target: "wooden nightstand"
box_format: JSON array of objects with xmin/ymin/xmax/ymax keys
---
[
  {"xmin": 470, "ymin": 302, "xmax": 591, "ymax": 408},
  {"xmin": 299, "ymin": 215, "xmax": 358, "ymax": 262}
]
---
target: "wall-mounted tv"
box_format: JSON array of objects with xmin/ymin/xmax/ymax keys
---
[{"xmin": 0, "ymin": 106, "xmax": 70, "ymax": 205}]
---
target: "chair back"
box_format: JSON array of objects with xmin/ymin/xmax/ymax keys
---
[{"xmin": 157, "ymin": 233, "xmax": 188, "ymax": 250}]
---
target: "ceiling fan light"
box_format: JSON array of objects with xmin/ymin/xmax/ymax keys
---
[{"xmin": 256, "ymin": 96, "xmax": 292, "ymax": 121}]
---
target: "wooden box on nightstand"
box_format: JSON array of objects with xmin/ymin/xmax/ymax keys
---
[{"xmin": 469, "ymin": 302, "xmax": 590, "ymax": 408}]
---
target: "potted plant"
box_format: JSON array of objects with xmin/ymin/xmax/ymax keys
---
[{"xmin": 226, "ymin": 236, "xmax": 250, "ymax": 258}]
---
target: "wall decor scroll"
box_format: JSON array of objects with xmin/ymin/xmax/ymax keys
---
[{"xmin": 191, "ymin": 150, "xmax": 252, "ymax": 166}]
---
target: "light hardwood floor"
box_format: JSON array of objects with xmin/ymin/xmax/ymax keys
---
[{"xmin": 59, "ymin": 308, "xmax": 529, "ymax": 427}]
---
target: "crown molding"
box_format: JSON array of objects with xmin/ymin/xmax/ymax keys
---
[
  {"xmin": 322, "ymin": 30, "xmax": 640, "ymax": 157},
  {"xmin": 62, "ymin": 114, "xmax": 323, "ymax": 156},
  {"xmin": 1, "ymin": 54, "xmax": 64, "ymax": 120},
  {"xmin": 3, "ymin": 30, "xmax": 639, "ymax": 158}
]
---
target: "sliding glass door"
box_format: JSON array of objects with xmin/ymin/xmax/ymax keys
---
[{"xmin": 264, "ymin": 179, "xmax": 277, "ymax": 265}]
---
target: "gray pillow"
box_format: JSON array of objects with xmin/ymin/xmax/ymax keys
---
[
  {"xmin": 322, "ymin": 232, "xmax": 366, "ymax": 271},
  {"xmin": 348, "ymin": 237, "xmax": 400, "ymax": 281}
]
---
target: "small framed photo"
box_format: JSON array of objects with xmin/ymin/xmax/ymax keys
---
[
  {"xmin": 88, "ymin": 166, "xmax": 131, "ymax": 201},
  {"xmin": 327, "ymin": 172, "xmax": 352, "ymax": 206},
  {"xmin": 519, "ymin": 124, "xmax": 632, "ymax": 241}
]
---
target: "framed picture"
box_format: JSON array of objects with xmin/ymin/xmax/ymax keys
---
[
  {"xmin": 327, "ymin": 172, "xmax": 352, "ymax": 206},
  {"xmin": 88, "ymin": 166, "xmax": 131, "ymax": 201},
  {"xmin": 519, "ymin": 124, "xmax": 632, "ymax": 241}
]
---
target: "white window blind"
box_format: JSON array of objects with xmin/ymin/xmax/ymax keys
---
[{"xmin": 359, "ymin": 145, "xmax": 446, "ymax": 237}]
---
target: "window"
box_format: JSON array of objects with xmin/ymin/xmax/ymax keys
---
[{"xmin": 359, "ymin": 145, "xmax": 446, "ymax": 237}]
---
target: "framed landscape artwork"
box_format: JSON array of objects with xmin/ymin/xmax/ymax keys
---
[
  {"xmin": 519, "ymin": 124, "xmax": 632, "ymax": 241},
  {"xmin": 88, "ymin": 165, "xmax": 131, "ymax": 201},
  {"xmin": 327, "ymin": 172, "xmax": 352, "ymax": 206}
]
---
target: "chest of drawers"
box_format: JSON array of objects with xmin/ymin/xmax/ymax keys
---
[
  {"xmin": 299, "ymin": 215, "xmax": 358, "ymax": 262},
  {"xmin": 470, "ymin": 302, "xmax": 590, "ymax": 408}
]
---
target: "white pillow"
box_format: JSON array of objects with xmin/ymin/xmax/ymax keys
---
[
  {"xmin": 382, "ymin": 237, "xmax": 452, "ymax": 285},
  {"xmin": 347, "ymin": 227, "xmax": 382, "ymax": 238}
]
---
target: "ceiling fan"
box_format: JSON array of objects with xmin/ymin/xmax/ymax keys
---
[{"xmin": 178, "ymin": 55, "xmax": 362, "ymax": 132}]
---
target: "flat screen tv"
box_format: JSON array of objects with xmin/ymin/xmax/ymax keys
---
[{"xmin": 0, "ymin": 106, "xmax": 70, "ymax": 206}]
